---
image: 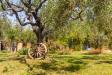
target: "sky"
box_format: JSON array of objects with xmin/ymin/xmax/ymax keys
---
[{"xmin": 1, "ymin": 0, "xmax": 31, "ymax": 29}]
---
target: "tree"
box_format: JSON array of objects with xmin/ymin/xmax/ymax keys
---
[
  {"xmin": 0, "ymin": 0, "xmax": 86, "ymax": 58},
  {"xmin": 0, "ymin": 18, "xmax": 10, "ymax": 40},
  {"xmin": 0, "ymin": 0, "xmax": 85, "ymax": 43},
  {"xmin": 90, "ymin": 0, "xmax": 112, "ymax": 49},
  {"xmin": 0, "ymin": 0, "xmax": 48, "ymax": 43}
]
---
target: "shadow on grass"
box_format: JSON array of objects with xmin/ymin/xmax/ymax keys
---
[
  {"xmin": 81, "ymin": 55, "xmax": 100, "ymax": 60},
  {"xmin": 96, "ymin": 60, "xmax": 112, "ymax": 64},
  {"xmin": 0, "ymin": 56, "xmax": 26, "ymax": 62},
  {"xmin": 67, "ymin": 58, "xmax": 87, "ymax": 64},
  {"xmin": 39, "ymin": 62, "xmax": 58, "ymax": 70},
  {"xmin": 0, "ymin": 58, "xmax": 15, "ymax": 62},
  {"xmin": 0, "ymin": 59, "xmax": 7, "ymax": 62},
  {"xmin": 0, "ymin": 53, "xmax": 89, "ymax": 73},
  {"xmin": 52, "ymin": 55, "xmax": 81, "ymax": 60},
  {"xmin": 62, "ymin": 64, "xmax": 83, "ymax": 72},
  {"xmin": 37, "ymin": 58, "xmax": 88, "ymax": 72}
]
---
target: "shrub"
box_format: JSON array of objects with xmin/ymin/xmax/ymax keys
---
[{"xmin": 18, "ymin": 48, "xmax": 29, "ymax": 55}]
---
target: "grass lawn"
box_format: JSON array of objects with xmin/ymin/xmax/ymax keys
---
[{"xmin": 0, "ymin": 51, "xmax": 112, "ymax": 75}]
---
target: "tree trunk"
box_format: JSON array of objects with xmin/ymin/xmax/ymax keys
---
[
  {"xmin": 28, "ymin": 26, "xmax": 48, "ymax": 59},
  {"xmin": 35, "ymin": 30, "xmax": 43, "ymax": 43},
  {"xmin": 32, "ymin": 25, "xmax": 44, "ymax": 44},
  {"xmin": 33, "ymin": 29, "xmax": 44, "ymax": 44}
]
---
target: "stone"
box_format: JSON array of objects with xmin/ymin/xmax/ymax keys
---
[{"xmin": 17, "ymin": 42, "xmax": 23, "ymax": 51}]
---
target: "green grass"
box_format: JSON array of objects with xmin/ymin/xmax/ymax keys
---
[{"xmin": 0, "ymin": 51, "xmax": 112, "ymax": 75}]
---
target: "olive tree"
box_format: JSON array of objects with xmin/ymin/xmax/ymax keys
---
[
  {"xmin": 0, "ymin": 0, "xmax": 84, "ymax": 58},
  {"xmin": 0, "ymin": 0, "xmax": 84, "ymax": 44}
]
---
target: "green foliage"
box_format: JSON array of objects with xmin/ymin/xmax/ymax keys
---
[
  {"xmin": 1, "ymin": 0, "xmax": 112, "ymax": 50},
  {"xmin": 90, "ymin": 0, "xmax": 112, "ymax": 48},
  {"xmin": 3, "ymin": 25, "xmax": 37, "ymax": 44},
  {"xmin": 41, "ymin": 0, "xmax": 75, "ymax": 30},
  {"xmin": 18, "ymin": 48, "xmax": 29, "ymax": 55},
  {"xmin": 21, "ymin": 29, "xmax": 37, "ymax": 43},
  {"xmin": 5, "ymin": 27, "xmax": 19, "ymax": 41},
  {"xmin": 0, "ymin": 19, "xmax": 10, "ymax": 40}
]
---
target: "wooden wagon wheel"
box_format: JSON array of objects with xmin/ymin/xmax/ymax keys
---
[{"xmin": 28, "ymin": 43, "xmax": 47, "ymax": 59}]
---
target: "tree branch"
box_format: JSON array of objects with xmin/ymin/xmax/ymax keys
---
[
  {"xmin": 22, "ymin": 22, "xmax": 36, "ymax": 26},
  {"xmin": 5, "ymin": 0, "xmax": 35, "ymax": 26},
  {"xmin": 35, "ymin": 0, "xmax": 47, "ymax": 15},
  {"xmin": 8, "ymin": 2, "xmax": 28, "ymax": 13},
  {"xmin": 9, "ymin": 3, "xmax": 24, "ymax": 9},
  {"xmin": 5, "ymin": 1, "xmax": 22, "ymax": 25},
  {"xmin": 0, "ymin": 0, "xmax": 6, "ymax": 10},
  {"xmin": 0, "ymin": 0, "xmax": 46, "ymax": 27},
  {"xmin": 21, "ymin": 0, "xmax": 30, "ymax": 8},
  {"xmin": 21, "ymin": 0, "xmax": 33, "ymax": 13},
  {"xmin": 71, "ymin": 10, "xmax": 83, "ymax": 21}
]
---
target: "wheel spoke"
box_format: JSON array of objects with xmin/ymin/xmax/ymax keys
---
[{"xmin": 28, "ymin": 43, "xmax": 47, "ymax": 59}]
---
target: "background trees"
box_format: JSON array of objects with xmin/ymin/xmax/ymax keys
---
[{"xmin": 0, "ymin": 18, "xmax": 10, "ymax": 40}]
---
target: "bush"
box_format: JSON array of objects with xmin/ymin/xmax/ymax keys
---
[{"xmin": 18, "ymin": 48, "xmax": 29, "ymax": 55}]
